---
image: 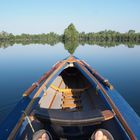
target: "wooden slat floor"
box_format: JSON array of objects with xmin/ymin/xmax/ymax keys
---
[{"xmin": 39, "ymin": 67, "xmax": 107, "ymax": 112}]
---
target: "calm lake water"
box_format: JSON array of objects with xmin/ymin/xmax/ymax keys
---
[{"xmin": 0, "ymin": 43, "xmax": 140, "ymax": 123}]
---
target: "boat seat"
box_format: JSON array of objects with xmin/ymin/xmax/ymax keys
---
[
  {"xmin": 62, "ymin": 97, "xmax": 80, "ymax": 101},
  {"xmin": 62, "ymin": 99, "xmax": 81, "ymax": 104},
  {"xmin": 61, "ymin": 91, "xmax": 82, "ymax": 110},
  {"xmin": 50, "ymin": 84, "xmax": 90, "ymax": 94},
  {"xmin": 50, "ymin": 83, "xmax": 86, "ymax": 110},
  {"xmin": 62, "ymin": 94, "xmax": 81, "ymax": 98},
  {"xmin": 34, "ymin": 108, "xmax": 114, "ymax": 126}
]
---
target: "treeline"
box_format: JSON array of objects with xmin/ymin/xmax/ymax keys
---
[
  {"xmin": 79, "ymin": 30, "xmax": 140, "ymax": 42},
  {"xmin": 63, "ymin": 24, "xmax": 140, "ymax": 42},
  {"xmin": 0, "ymin": 23, "xmax": 140, "ymax": 49},
  {"xmin": 0, "ymin": 31, "xmax": 60, "ymax": 45}
]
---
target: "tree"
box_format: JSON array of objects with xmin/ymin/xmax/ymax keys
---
[
  {"xmin": 63, "ymin": 23, "xmax": 79, "ymax": 41},
  {"xmin": 128, "ymin": 30, "xmax": 135, "ymax": 34}
]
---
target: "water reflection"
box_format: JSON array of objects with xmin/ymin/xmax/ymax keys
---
[
  {"xmin": 64, "ymin": 41, "xmax": 79, "ymax": 54},
  {"xmin": 0, "ymin": 40, "xmax": 139, "ymax": 53}
]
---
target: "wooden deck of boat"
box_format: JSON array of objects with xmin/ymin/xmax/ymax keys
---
[{"xmin": 39, "ymin": 67, "xmax": 107, "ymax": 112}]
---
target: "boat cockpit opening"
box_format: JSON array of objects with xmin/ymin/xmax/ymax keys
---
[
  {"xmin": 21, "ymin": 65, "xmax": 128, "ymax": 140},
  {"xmin": 38, "ymin": 66, "xmax": 107, "ymax": 112}
]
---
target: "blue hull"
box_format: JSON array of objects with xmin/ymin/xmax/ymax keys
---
[{"xmin": 0, "ymin": 56, "xmax": 140, "ymax": 140}]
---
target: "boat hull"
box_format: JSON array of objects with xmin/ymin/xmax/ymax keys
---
[{"xmin": 0, "ymin": 56, "xmax": 140, "ymax": 140}]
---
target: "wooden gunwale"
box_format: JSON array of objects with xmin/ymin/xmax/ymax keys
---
[
  {"xmin": 8, "ymin": 60, "xmax": 67, "ymax": 140},
  {"xmin": 77, "ymin": 60, "xmax": 136, "ymax": 140}
]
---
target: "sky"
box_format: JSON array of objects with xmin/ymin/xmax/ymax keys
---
[{"xmin": 0, "ymin": 0, "xmax": 140, "ymax": 34}]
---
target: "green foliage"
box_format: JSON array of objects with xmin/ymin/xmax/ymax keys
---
[
  {"xmin": 0, "ymin": 24, "xmax": 140, "ymax": 51},
  {"xmin": 79, "ymin": 30, "xmax": 140, "ymax": 42},
  {"xmin": 63, "ymin": 23, "xmax": 79, "ymax": 41},
  {"xmin": 0, "ymin": 31, "xmax": 15, "ymax": 41},
  {"xmin": 64, "ymin": 41, "xmax": 79, "ymax": 54}
]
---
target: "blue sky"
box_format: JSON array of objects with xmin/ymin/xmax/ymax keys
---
[{"xmin": 0, "ymin": 0, "xmax": 140, "ymax": 34}]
